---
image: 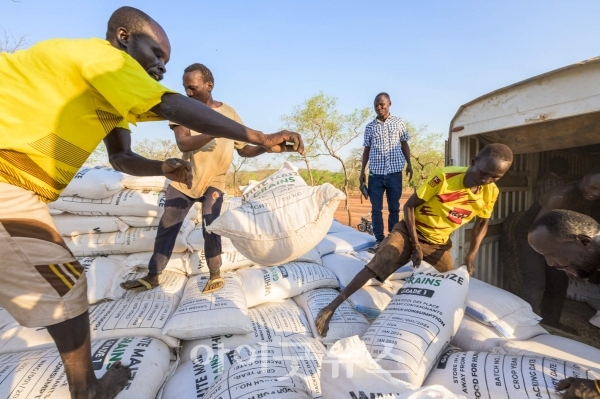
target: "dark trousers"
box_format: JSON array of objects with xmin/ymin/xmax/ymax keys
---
[
  {"xmin": 149, "ymin": 185, "xmax": 223, "ymax": 274},
  {"xmin": 368, "ymin": 172, "xmax": 402, "ymax": 242}
]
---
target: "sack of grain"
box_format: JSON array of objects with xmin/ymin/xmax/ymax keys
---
[
  {"xmin": 347, "ymin": 285, "xmax": 395, "ymax": 319},
  {"xmin": 316, "ymin": 232, "xmax": 376, "ymax": 257},
  {"xmin": 0, "ymin": 307, "xmax": 15, "ymax": 330},
  {"xmin": 188, "ymin": 250, "xmax": 255, "ymax": 275},
  {"xmin": 466, "ymin": 278, "xmax": 541, "ymax": 338},
  {"xmin": 162, "ymin": 273, "xmax": 252, "ymax": 339},
  {"xmin": 119, "ymin": 206, "xmax": 199, "ymax": 227},
  {"xmin": 122, "ymin": 174, "xmax": 170, "ymax": 191},
  {"xmin": 207, "ymin": 162, "xmax": 345, "ymax": 266},
  {"xmin": 180, "ymin": 299, "xmax": 313, "ymax": 363},
  {"xmin": 424, "ymin": 348, "xmax": 600, "ymax": 399},
  {"xmin": 0, "ymin": 337, "xmax": 173, "ymax": 399},
  {"xmin": 293, "ymin": 288, "xmax": 370, "ymax": 344},
  {"xmin": 53, "ymin": 214, "xmax": 129, "ymax": 236},
  {"xmin": 451, "ymin": 314, "xmax": 548, "ymax": 352},
  {"xmin": 237, "ymin": 262, "xmax": 339, "ymax": 308},
  {"xmin": 321, "ymin": 336, "xmax": 465, "ymax": 399},
  {"xmin": 67, "ymin": 218, "xmax": 193, "ymax": 256},
  {"xmin": 187, "ymin": 223, "xmax": 234, "ymax": 251},
  {"xmin": 124, "ymin": 251, "xmax": 190, "ymax": 275},
  {"xmin": 567, "ymin": 275, "xmax": 600, "ymax": 302},
  {"xmin": 361, "ymin": 266, "xmax": 470, "ymax": 386},
  {"xmin": 80, "ymin": 256, "xmax": 131, "ymax": 304},
  {"xmin": 321, "ymin": 252, "xmax": 388, "ymax": 289},
  {"xmin": 49, "ymin": 189, "xmax": 166, "ymax": 217},
  {"xmin": 61, "ymin": 166, "xmax": 124, "ymax": 199}
]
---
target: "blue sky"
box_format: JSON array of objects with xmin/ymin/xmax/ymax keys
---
[{"xmin": 3, "ymin": 0, "xmax": 600, "ymax": 169}]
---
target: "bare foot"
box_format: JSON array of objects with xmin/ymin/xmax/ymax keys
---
[
  {"xmin": 120, "ymin": 273, "xmax": 160, "ymax": 291},
  {"xmin": 87, "ymin": 361, "xmax": 131, "ymax": 399},
  {"xmin": 315, "ymin": 307, "xmax": 335, "ymax": 337},
  {"xmin": 541, "ymin": 320, "xmax": 580, "ymax": 336}
]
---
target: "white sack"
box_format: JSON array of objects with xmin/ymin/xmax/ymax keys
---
[
  {"xmin": 362, "ymin": 266, "xmax": 470, "ymax": 386},
  {"xmin": 567, "ymin": 276, "xmax": 600, "ymax": 303},
  {"xmin": 321, "ymin": 252, "xmax": 386, "ymax": 289},
  {"xmin": 327, "ymin": 220, "xmax": 356, "ymax": 234},
  {"xmin": 348, "ymin": 285, "xmax": 395, "ymax": 319},
  {"xmin": 163, "ymin": 273, "xmax": 252, "ymax": 339},
  {"xmin": 89, "ymin": 270, "xmax": 187, "ymax": 348},
  {"xmin": 53, "ymin": 214, "xmax": 129, "ymax": 236},
  {"xmin": 67, "ymin": 218, "xmax": 193, "ymax": 256},
  {"xmin": 0, "ymin": 307, "xmax": 15, "ymax": 330},
  {"xmin": 188, "ymin": 250, "xmax": 255, "ymax": 275},
  {"xmin": 124, "ymin": 251, "xmax": 189, "ymax": 275},
  {"xmin": 49, "ymin": 208, "xmax": 64, "ymax": 215},
  {"xmin": 61, "ymin": 166, "xmax": 124, "ymax": 199},
  {"xmin": 0, "ymin": 322, "xmax": 56, "ymax": 354},
  {"xmin": 466, "ymin": 278, "xmax": 541, "ymax": 338},
  {"xmin": 591, "ymin": 310, "xmax": 600, "ymax": 328},
  {"xmin": 187, "ymin": 223, "xmax": 234, "ymax": 251},
  {"xmin": 82, "ymin": 256, "xmax": 131, "ymax": 304},
  {"xmin": 293, "ymin": 288, "xmax": 370, "ymax": 344},
  {"xmin": 49, "ymin": 189, "xmax": 166, "ymax": 217},
  {"xmin": 451, "ymin": 314, "xmax": 548, "ymax": 352},
  {"xmin": 122, "ymin": 174, "xmax": 170, "ymax": 191},
  {"xmin": 238, "ymin": 262, "xmax": 339, "ymax": 308},
  {"xmin": 180, "ymin": 299, "xmax": 313, "ymax": 363},
  {"xmin": 0, "ymin": 337, "xmax": 172, "ymax": 399},
  {"xmin": 316, "ymin": 231, "xmax": 376, "ymax": 257},
  {"xmin": 203, "ymin": 336, "xmax": 326, "ymax": 399},
  {"xmin": 119, "ymin": 206, "xmax": 199, "ymax": 227},
  {"xmin": 321, "ymin": 336, "xmax": 465, "ymax": 399},
  {"xmin": 351, "ymin": 251, "xmax": 414, "ymax": 281},
  {"xmin": 424, "ymin": 348, "xmax": 600, "ymax": 399},
  {"xmin": 498, "ymin": 334, "xmax": 600, "ymax": 373},
  {"xmin": 207, "ymin": 162, "xmax": 345, "ymax": 266},
  {"xmin": 296, "ymin": 247, "xmax": 323, "ymax": 265}
]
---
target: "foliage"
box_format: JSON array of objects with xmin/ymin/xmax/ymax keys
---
[
  {"xmin": 281, "ymin": 108, "xmax": 323, "ymax": 186},
  {"xmin": 404, "ymin": 122, "xmax": 445, "ymax": 190},
  {"xmin": 87, "ymin": 141, "xmax": 110, "ymax": 166},
  {"xmin": 133, "ymin": 138, "xmax": 181, "ymax": 160}
]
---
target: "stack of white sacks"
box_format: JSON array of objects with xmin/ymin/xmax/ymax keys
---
[{"xmin": 0, "ymin": 162, "xmax": 598, "ymax": 399}]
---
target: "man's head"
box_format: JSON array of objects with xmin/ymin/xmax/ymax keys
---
[
  {"xmin": 106, "ymin": 6, "xmax": 170, "ymax": 81},
  {"xmin": 182, "ymin": 63, "xmax": 214, "ymax": 104},
  {"xmin": 578, "ymin": 166, "xmax": 600, "ymax": 201},
  {"xmin": 548, "ymin": 157, "xmax": 570, "ymax": 176},
  {"xmin": 373, "ymin": 93, "xmax": 391, "ymax": 120},
  {"xmin": 466, "ymin": 143, "xmax": 513, "ymax": 187},
  {"xmin": 529, "ymin": 210, "xmax": 600, "ymax": 279}
]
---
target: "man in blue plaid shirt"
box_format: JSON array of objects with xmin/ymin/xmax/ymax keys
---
[{"xmin": 360, "ymin": 93, "xmax": 412, "ymax": 252}]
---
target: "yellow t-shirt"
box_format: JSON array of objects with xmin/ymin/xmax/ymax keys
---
[
  {"xmin": 414, "ymin": 166, "xmax": 499, "ymax": 244},
  {"xmin": 169, "ymin": 103, "xmax": 246, "ymax": 198},
  {"xmin": 0, "ymin": 37, "xmax": 175, "ymax": 202}
]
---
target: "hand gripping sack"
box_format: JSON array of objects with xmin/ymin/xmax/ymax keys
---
[
  {"xmin": 0, "ymin": 337, "xmax": 173, "ymax": 399},
  {"xmin": 293, "ymin": 288, "xmax": 370, "ymax": 345},
  {"xmin": 162, "ymin": 273, "xmax": 252, "ymax": 339},
  {"xmin": 321, "ymin": 336, "xmax": 466, "ymax": 399},
  {"xmin": 60, "ymin": 166, "xmax": 124, "ymax": 199},
  {"xmin": 49, "ymin": 189, "xmax": 167, "ymax": 217},
  {"xmin": 424, "ymin": 348, "xmax": 600, "ymax": 399},
  {"xmin": 361, "ymin": 266, "xmax": 470, "ymax": 386},
  {"xmin": 206, "ymin": 162, "xmax": 345, "ymax": 265},
  {"xmin": 237, "ymin": 262, "xmax": 339, "ymax": 308},
  {"xmin": 202, "ymin": 336, "xmax": 326, "ymax": 399},
  {"xmin": 180, "ymin": 299, "xmax": 313, "ymax": 362}
]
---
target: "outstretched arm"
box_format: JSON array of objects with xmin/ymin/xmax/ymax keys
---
[
  {"xmin": 104, "ymin": 127, "xmax": 192, "ymax": 188},
  {"xmin": 237, "ymin": 145, "xmax": 267, "ymax": 158},
  {"xmin": 152, "ymin": 93, "xmax": 304, "ymax": 154},
  {"xmin": 464, "ymin": 216, "xmax": 490, "ymax": 275}
]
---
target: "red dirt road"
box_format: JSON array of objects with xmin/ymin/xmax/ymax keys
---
[{"xmin": 334, "ymin": 192, "xmax": 412, "ymax": 232}]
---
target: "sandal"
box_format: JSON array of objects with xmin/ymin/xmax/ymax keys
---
[
  {"xmin": 202, "ymin": 277, "xmax": 225, "ymax": 294},
  {"xmin": 120, "ymin": 278, "xmax": 156, "ymax": 292}
]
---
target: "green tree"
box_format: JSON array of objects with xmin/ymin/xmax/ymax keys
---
[
  {"xmin": 133, "ymin": 138, "xmax": 181, "ymax": 160},
  {"xmin": 87, "ymin": 141, "xmax": 110, "ymax": 166},
  {"xmin": 285, "ymin": 93, "xmax": 372, "ymax": 226},
  {"xmin": 281, "ymin": 110, "xmax": 323, "ymax": 186},
  {"xmin": 405, "ymin": 122, "xmax": 445, "ymax": 190}
]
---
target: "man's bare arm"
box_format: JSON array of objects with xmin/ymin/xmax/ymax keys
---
[
  {"xmin": 104, "ymin": 127, "xmax": 192, "ymax": 188},
  {"xmin": 360, "ymin": 147, "xmax": 370, "ymax": 184},
  {"xmin": 237, "ymin": 145, "xmax": 267, "ymax": 158},
  {"xmin": 152, "ymin": 93, "xmax": 304, "ymax": 154},
  {"xmin": 172, "ymin": 125, "xmax": 213, "ymax": 153},
  {"xmin": 401, "ymin": 141, "xmax": 413, "ymax": 180},
  {"xmin": 464, "ymin": 217, "xmax": 490, "ymax": 275},
  {"xmin": 403, "ymin": 193, "xmax": 427, "ymax": 265}
]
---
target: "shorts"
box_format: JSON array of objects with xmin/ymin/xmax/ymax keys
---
[
  {"xmin": 0, "ymin": 183, "xmax": 88, "ymax": 328},
  {"xmin": 366, "ymin": 220, "xmax": 454, "ymax": 282}
]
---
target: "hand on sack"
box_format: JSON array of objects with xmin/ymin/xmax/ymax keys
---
[
  {"xmin": 261, "ymin": 130, "xmax": 305, "ymax": 155},
  {"xmin": 411, "ymin": 244, "xmax": 423, "ymax": 267},
  {"xmin": 464, "ymin": 253, "xmax": 476, "ymax": 275},
  {"xmin": 557, "ymin": 378, "xmax": 600, "ymax": 399},
  {"xmin": 162, "ymin": 158, "xmax": 193, "ymax": 189}
]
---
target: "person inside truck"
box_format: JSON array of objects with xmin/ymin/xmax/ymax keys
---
[
  {"xmin": 0, "ymin": 6, "xmax": 303, "ymax": 399},
  {"xmin": 534, "ymin": 156, "xmax": 570, "ymax": 200},
  {"xmin": 315, "ymin": 143, "xmax": 513, "ymax": 337},
  {"xmin": 528, "ymin": 209, "xmax": 600, "ymax": 399},
  {"xmin": 514, "ymin": 166, "xmax": 600, "ymax": 335}
]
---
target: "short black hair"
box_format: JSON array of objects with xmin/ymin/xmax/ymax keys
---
[
  {"xmin": 530, "ymin": 209, "xmax": 600, "ymax": 240},
  {"xmin": 184, "ymin": 63, "xmax": 214, "ymax": 84},
  {"xmin": 375, "ymin": 92, "xmax": 391, "ymax": 101},
  {"xmin": 477, "ymin": 143, "xmax": 513, "ymax": 164},
  {"xmin": 586, "ymin": 165, "xmax": 600, "ymax": 177},
  {"xmin": 548, "ymin": 157, "xmax": 570, "ymax": 175},
  {"xmin": 107, "ymin": 6, "xmax": 154, "ymax": 38}
]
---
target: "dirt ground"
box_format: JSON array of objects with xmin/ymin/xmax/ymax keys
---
[{"xmin": 336, "ymin": 192, "xmax": 600, "ymax": 349}]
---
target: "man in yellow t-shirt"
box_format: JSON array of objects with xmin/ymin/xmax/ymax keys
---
[
  {"xmin": 123, "ymin": 63, "xmax": 272, "ymax": 294},
  {"xmin": 315, "ymin": 144, "xmax": 513, "ymax": 337},
  {"xmin": 0, "ymin": 6, "xmax": 303, "ymax": 399}
]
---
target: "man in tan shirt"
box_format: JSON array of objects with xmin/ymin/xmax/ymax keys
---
[{"xmin": 122, "ymin": 63, "xmax": 274, "ymax": 293}]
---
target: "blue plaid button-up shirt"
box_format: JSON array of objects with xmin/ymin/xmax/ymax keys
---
[{"xmin": 363, "ymin": 115, "xmax": 409, "ymax": 175}]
